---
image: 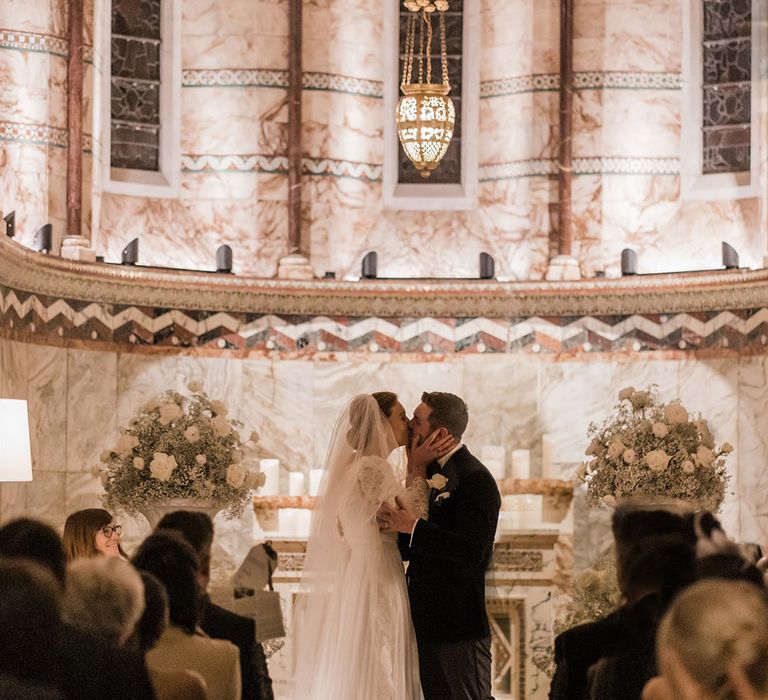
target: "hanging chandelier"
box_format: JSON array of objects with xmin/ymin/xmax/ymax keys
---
[{"xmin": 397, "ymin": 0, "xmax": 454, "ymax": 178}]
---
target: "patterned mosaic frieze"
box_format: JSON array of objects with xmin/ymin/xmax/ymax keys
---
[
  {"xmin": 478, "ymin": 156, "xmax": 679, "ymax": 181},
  {"xmin": 480, "ymin": 71, "xmax": 682, "ymax": 98},
  {"xmin": 0, "ymin": 120, "xmax": 92, "ymax": 151},
  {"xmin": 0, "ymin": 28, "xmax": 93, "ymax": 60},
  {"xmin": 180, "ymin": 154, "xmax": 381, "ymax": 181},
  {"xmin": 4, "ymin": 283, "xmax": 768, "ymax": 356}
]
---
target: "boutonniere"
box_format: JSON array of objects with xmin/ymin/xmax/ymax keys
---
[
  {"xmin": 434, "ymin": 492, "xmax": 451, "ymax": 505},
  {"xmin": 427, "ymin": 474, "xmax": 448, "ymax": 490}
]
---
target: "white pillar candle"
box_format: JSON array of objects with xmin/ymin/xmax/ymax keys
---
[
  {"xmin": 541, "ymin": 434, "xmax": 555, "ymax": 478},
  {"xmin": 288, "ymin": 471, "xmax": 305, "ymax": 496},
  {"xmin": 511, "ymin": 449, "xmax": 531, "ymax": 480},
  {"xmin": 278, "ymin": 508, "xmax": 297, "ymax": 536},
  {"xmin": 309, "ymin": 468, "xmax": 324, "ymax": 496},
  {"xmin": 485, "ymin": 459, "xmax": 505, "ymax": 480},
  {"xmin": 481, "ymin": 446, "xmax": 506, "ymax": 480},
  {"xmin": 296, "ymin": 509, "xmax": 312, "ymax": 537},
  {"xmin": 260, "ymin": 459, "xmax": 280, "ymax": 496}
]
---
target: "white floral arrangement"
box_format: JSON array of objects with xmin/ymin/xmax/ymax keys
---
[
  {"xmin": 578, "ymin": 385, "xmax": 732, "ymax": 512},
  {"xmin": 96, "ymin": 382, "xmax": 266, "ymax": 518}
]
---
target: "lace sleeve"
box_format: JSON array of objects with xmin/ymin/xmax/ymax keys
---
[
  {"xmin": 406, "ymin": 476, "xmax": 429, "ymax": 520},
  {"xmin": 356, "ymin": 456, "xmax": 398, "ymax": 509}
]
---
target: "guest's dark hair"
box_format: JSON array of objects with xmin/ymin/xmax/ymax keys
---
[
  {"xmin": 622, "ymin": 534, "xmax": 696, "ymax": 606},
  {"xmin": 155, "ymin": 511, "xmax": 214, "ymax": 556},
  {"xmin": 0, "ymin": 559, "xmax": 62, "ymax": 685},
  {"xmin": 134, "ymin": 571, "xmax": 168, "ymax": 652},
  {"xmin": 421, "ymin": 391, "xmax": 468, "ymax": 439},
  {"xmin": 0, "ymin": 518, "xmax": 66, "ymax": 587},
  {"xmin": 372, "ymin": 391, "xmax": 398, "ymax": 418},
  {"xmin": 131, "ymin": 530, "xmax": 200, "ymax": 635},
  {"xmin": 695, "ymin": 553, "xmax": 765, "ymax": 587}
]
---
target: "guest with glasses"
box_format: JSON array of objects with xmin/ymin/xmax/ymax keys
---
[{"xmin": 63, "ymin": 508, "xmax": 128, "ymax": 561}]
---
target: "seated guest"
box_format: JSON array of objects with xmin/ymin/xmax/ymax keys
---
[
  {"xmin": 0, "ymin": 517, "xmax": 67, "ymax": 588},
  {"xmin": 63, "ymin": 508, "xmax": 127, "ymax": 560},
  {"xmin": 0, "ymin": 559, "xmax": 64, "ymax": 698},
  {"xmin": 134, "ymin": 570, "xmax": 207, "ymax": 700},
  {"xmin": 550, "ymin": 505, "xmax": 696, "ymax": 700},
  {"xmin": 62, "ymin": 557, "xmax": 145, "ymax": 647},
  {"xmin": 133, "ymin": 530, "xmax": 241, "ymax": 700},
  {"xmin": 0, "ymin": 518, "xmax": 156, "ymax": 699},
  {"xmin": 156, "ymin": 510, "xmax": 274, "ymax": 700},
  {"xmin": 651, "ymin": 579, "xmax": 768, "ymax": 700}
]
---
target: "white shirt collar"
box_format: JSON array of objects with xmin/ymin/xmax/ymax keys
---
[{"xmin": 438, "ymin": 442, "xmax": 463, "ymax": 468}]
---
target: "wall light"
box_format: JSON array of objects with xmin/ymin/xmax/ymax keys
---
[
  {"xmin": 621, "ymin": 248, "xmax": 637, "ymax": 276},
  {"xmin": 362, "ymin": 251, "xmax": 378, "ymax": 279},
  {"xmin": 0, "ymin": 399, "xmax": 33, "ymax": 482},
  {"xmin": 32, "ymin": 224, "xmax": 52, "ymax": 254},
  {"xmin": 3, "ymin": 210, "xmax": 15, "ymax": 238}
]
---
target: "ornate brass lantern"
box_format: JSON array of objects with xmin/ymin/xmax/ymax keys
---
[{"xmin": 397, "ymin": 0, "xmax": 454, "ymax": 178}]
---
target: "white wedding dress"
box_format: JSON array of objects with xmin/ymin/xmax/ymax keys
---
[{"xmin": 292, "ymin": 397, "xmax": 428, "ymax": 700}]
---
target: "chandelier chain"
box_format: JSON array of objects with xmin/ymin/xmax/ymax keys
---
[
  {"xmin": 440, "ymin": 13, "xmax": 448, "ymax": 86},
  {"xmin": 417, "ymin": 9, "xmax": 424, "ymax": 84},
  {"xmin": 425, "ymin": 10, "xmax": 433, "ymax": 84}
]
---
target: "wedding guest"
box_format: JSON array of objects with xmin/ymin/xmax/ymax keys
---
[
  {"xmin": 156, "ymin": 510, "xmax": 274, "ymax": 700},
  {"xmin": 0, "ymin": 517, "xmax": 156, "ymax": 699},
  {"xmin": 134, "ymin": 570, "xmax": 208, "ymax": 700},
  {"xmin": 61, "ymin": 557, "xmax": 145, "ymax": 647},
  {"xmin": 63, "ymin": 508, "xmax": 127, "ymax": 560},
  {"xmin": 652, "ymin": 579, "xmax": 768, "ymax": 700},
  {"xmin": 0, "ymin": 517, "xmax": 67, "ymax": 587},
  {"xmin": 0, "ymin": 559, "xmax": 63, "ymax": 698},
  {"xmin": 133, "ymin": 530, "xmax": 241, "ymax": 700}
]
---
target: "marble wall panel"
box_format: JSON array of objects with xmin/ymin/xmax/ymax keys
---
[
  {"xmin": 0, "ymin": 0, "xmax": 58, "ymax": 32},
  {"xmin": 0, "ymin": 50, "xmax": 54, "ymax": 125},
  {"xmin": 25, "ymin": 470, "xmax": 67, "ymax": 528},
  {"xmin": 1, "ymin": 339, "xmax": 29, "ymax": 400},
  {"xmin": 66, "ymin": 348, "xmax": 117, "ymax": 473},
  {"xmin": 27, "ymin": 344, "xmax": 68, "ymax": 473}
]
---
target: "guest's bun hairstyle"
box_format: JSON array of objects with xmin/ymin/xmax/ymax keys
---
[
  {"xmin": 658, "ymin": 579, "xmax": 768, "ymax": 697},
  {"xmin": 63, "ymin": 508, "xmax": 126, "ymax": 561},
  {"xmin": 420, "ymin": 391, "xmax": 468, "ymax": 440},
  {"xmin": 0, "ymin": 517, "xmax": 67, "ymax": 586}
]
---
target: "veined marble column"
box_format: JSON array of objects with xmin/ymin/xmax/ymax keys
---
[{"xmin": 0, "ymin": 0, "xmax": 68, "ymax": 250}]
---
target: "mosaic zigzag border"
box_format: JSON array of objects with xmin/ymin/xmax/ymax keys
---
[
  {"xmin": 181, "ymin": 154, "xmax": 382, "ymax": 181},
  {"xmin": 478, "ymin": 156, "xmax": 680, "ymax": 181},
  {"xmin": 3, "ymin": 286, "xmax": 768, "ymax": 355}
]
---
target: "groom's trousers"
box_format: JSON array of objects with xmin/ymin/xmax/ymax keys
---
[{"xmin": 417, "ymin": 636, "xmax": 494, "ymax": 700}]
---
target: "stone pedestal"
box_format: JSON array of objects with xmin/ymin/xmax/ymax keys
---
[
  {"xmin": 545, "ymin": 255, "xmax": 581, "ymax": 281},
  {"xmin": 277, "ymin": 253, "xmax": 314, "ymax": 280},
  {"xmin": 60, "ymin": 235, "xmax": 96, "ymax": 262}
]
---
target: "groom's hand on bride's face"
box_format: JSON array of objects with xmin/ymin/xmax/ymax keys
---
[{"xmin": 377, "ymin": 497, "xmax": 419, "ymax": 534}]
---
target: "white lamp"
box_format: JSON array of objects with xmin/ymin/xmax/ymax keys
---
[{"xmin": 0, "ymin": 399, "xmax": 33, "ymax": 481}]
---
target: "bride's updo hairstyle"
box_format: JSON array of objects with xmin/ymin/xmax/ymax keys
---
[
  {"xmin": 345, "ymin": 394, "xmax": 397, "ymax": 456},
  {"xmin": 658, "ymin": 579, "xmax": 768, "ymax": 698},
  {"xmin": 372, "ymin": 391, "xmax": 398, "ymax": 418}
]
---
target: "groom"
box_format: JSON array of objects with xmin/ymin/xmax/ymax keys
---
[{"xmin": 378, "ymin": 391, "xmax": 501, "ymax": 700}]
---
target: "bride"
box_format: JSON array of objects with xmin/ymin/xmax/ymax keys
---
[{"xmin": 292, "ymin": 392, "xmax": 450, "ymax": 699}]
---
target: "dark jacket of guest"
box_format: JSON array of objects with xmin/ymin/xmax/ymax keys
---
[
  {"xmin": 201, "ymin": 596, "xmax": 274, "ymax": 700},
  {"xmin": 398, "ymin": 446, "xmax": 501, "ymax": 643},
  {"xmin": 55, "ymin": 623, "xmax": 156, "ymax": 700}
]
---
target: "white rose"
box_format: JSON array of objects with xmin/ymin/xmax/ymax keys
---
[
  {"xmin": 133, "ymin": 457, "xmax": 145, "ymax": 470},
  {"xmin": 427, "ymin": 473, "xmax": 448, "ymax": 490},
  {"xmin": 99, "ymin": 449, "xmax": 113, "ymax": 463},
  {"xmin": 246, "ymin": 471, "xmax": 267, "ymax": 490},
  {"xmin": 682, "ymin": 460, "xmax": 696, "ymax": 474},
  {"xmin": 116, "ymin": 434, "xmax": 139, "ymax": 455},
  {"xmin": 184, "ymin": 425, "xmax": 201, "ymax": 443},
  {"xmin": 249, "ymin": 431, "xmax": 260, "ymax": 444},
  {"xmin": 696, "ymin": 445, "xmax": 714, "ymax": 466},
  {"xmin": 211, "ymin": 414, "xmax": 231, "ymax": 437},
  {"xmin": 149, "ymin": 452, "xmax": 177, "ymax": 481},
  {"xmin": 651, "ymin": 422, "xmax": 668, "ymax": 438},
  {"xmin": 585, "ymin": 438, "xmax": 602, "ymax": 456},
  {"xmin": 195, "ymin": 454, "xmax": 207, "ymax": 465},
  {"xmin": 629, "ymin": 391, "xmax": 652, "ymax": 410},
  {"xmin": 721, "ymin": 442, "xmax": 734, "ymax": 454},
  {"xmin": 187, "ymin": 380, "xmax": 203, "ymax": 392},
  {"xmin": 210, "ymin": 400, "xmax": 228, "ymax": 416},
  {"xmin": 607, "ymin": 438, "xmax": 626, "ymax": 460},
  {"xmin": 158, "ymin": 403, "xmax": 183, "ymax": 426},
  {"xmin": 664, "ymin": 403, "xmax": 689, "ymax": 425},
  {"xmin": 618, "ymin": 387, "xmax": 635, "ymax": 401},
  {"xmin": 231, "ymin": 450, "xmax": 243, "ymax": 463},
  {"xmin": 602, "ymin": 495, "xmax": 617, "ymax": 508},
  {"xmin": 695, "ymin": 419, "xmax": 710, "ymax": 434},
  {"xmin": 226, "ymin": 464, "xmax": 247, "ymax": 488},
  {"xmin": 623, "ymin": 448, "xmax": 636, "ymax": 464},
  {"xmin": 646, "ymin": 449, "xmax": 671, "ymax": 472},
  {"xmin": 142, "ymin": 398, "xmax": 160, "ymax": 412}
]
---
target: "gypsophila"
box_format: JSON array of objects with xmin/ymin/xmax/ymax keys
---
[
  {"xmin": 96, "ymin": 382, "xmax": 264, "ymax": 518},
  {"xmin": 576, "ymin": 385, "xmax": 730, "ymax": 512}
]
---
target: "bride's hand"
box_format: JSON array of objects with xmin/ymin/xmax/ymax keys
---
[{"xmin": 408, "ymin": 430, "xmax": 456, "ymax": 478}]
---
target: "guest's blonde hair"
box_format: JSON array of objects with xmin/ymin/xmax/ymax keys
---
[
  {"xmin": 658, "ymin": 579, "xmax": 768, "ymax": 698},
  {"xmin": 62, "ymin": 557, "xmax": 145, "ymax": 646}
]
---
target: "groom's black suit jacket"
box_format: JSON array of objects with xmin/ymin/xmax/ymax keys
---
[{"xmin": 398, "ymin": 445, "xmax": 501, "ymax": 643}]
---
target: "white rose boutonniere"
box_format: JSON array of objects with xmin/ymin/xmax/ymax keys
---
[{"xmin": 426, "ymin": 473, "xmax": 448, "ymax": 490}]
